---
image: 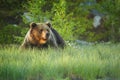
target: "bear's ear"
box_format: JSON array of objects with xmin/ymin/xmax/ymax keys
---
[
  {"xmin": 46, "ymin": 22, "xmax": 52, "ymax": 28},
  {"xmin": 30, "ymin": 22, "xmax": 37, "ymax": 28}
]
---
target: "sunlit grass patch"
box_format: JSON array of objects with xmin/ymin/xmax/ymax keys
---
[{"xmin": 0, "ymin": 43, "xmax": 120, "ymax": 80}]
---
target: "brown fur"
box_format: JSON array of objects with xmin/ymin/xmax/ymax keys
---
[{"xmin": 20, "ymin": 22, "xmax": 58, "ymax": 49}]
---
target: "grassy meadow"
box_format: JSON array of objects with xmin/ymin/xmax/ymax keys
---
[{"xmin": 0, "ymin": 43, "xmax": 120, "ymax": 80}]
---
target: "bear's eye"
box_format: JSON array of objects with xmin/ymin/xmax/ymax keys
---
[
  {"xmin": 39, "ymin": 29, "xmax": 43, "ymax": 33},
  {"xmin": 47, "ymin": 29, "xmax": 49, "ymax": 32}
]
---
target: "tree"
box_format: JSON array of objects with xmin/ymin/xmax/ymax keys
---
[{"xmin": 22, "ymin": 0, "xmax": 120, "ymax": 42}]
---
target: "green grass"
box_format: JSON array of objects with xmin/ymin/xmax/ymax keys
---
[{"xmin": 0, "ymin": 43, "xmax": 120, "ymax": 80}]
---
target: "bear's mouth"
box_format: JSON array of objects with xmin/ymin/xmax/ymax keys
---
[
  {"xmin": 42, "ymin": 38, "xmax": 47, "ymax": 41},
  {"xmin": 39, "ymin": 38, "xmax": 48, "ymax": 44}
]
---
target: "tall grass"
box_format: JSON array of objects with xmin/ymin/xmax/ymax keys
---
[{"xmin": 0, "ymin": 43, "xmax": 120, "ymax": 80}]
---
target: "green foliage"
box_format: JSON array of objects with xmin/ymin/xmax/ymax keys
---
[
  {"xmin": 22, "ymin": 0, "xmax": 76, "ymax": 40},
  {"xmin": 0, "ymin": 25, "xmax": 27, "ymax": 44},
  {"xmin": 51, "ymin": 0, "xmax": 75, "ymax": 40},
  {"xmin": 0, "ymin": 0, "xmax": 120, "ymax": 43},
  {"xmin": 72, "ymin": 0, "xmax": 120, "ymax": 42},
  {"xmin": 22, "ymin": 0, "xmax": 120, "ymax": 42},
  {"xmin": 94, "ymin": 0, "xmax": 120, "ymax": 42},
  {"xmin": 0, "ymin": 44, "xmax": 120, "ymax": 80},
  {"xmin": 0, "ymin": 0, "xmax": 27, "ymax": 9},
  {"xmin": 22, "ymin": 0, "xmax": 50, "ymax": 23},
  {"xmin": 0, "ymin": 0, "xmax": 27, "ymax": 26}
]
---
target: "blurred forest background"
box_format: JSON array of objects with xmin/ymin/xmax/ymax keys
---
[{"xmin": 0, "ymin": 0, "xmax": 120, "ymax": 44}]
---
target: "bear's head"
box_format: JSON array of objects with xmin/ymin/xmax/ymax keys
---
[{"xmin": 30, "ymin": 22, "xmax": 52, "ymax": 45}]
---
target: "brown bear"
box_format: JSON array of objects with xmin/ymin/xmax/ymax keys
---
[{"xmin": 20, "ymin": 22, "xmax": 65, "ymax": 49}]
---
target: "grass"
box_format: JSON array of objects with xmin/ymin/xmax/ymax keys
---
[{"xmin": 0, "ymin": 43, "xmax": 120, "ymax": 80}]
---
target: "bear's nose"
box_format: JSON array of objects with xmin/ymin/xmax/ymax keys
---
[{"xmin": 46, "ymin": 33, "xmax": 50, "ymax": 38}]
